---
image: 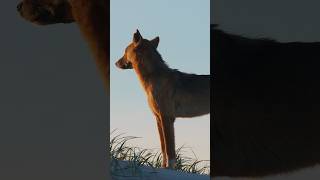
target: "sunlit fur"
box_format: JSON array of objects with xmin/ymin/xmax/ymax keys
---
[
  {"xmin": 116, "ymin": 30, "xmax": 210, "ymax": 168},
  {"xmin": 17, "ymin": 0, "xmax": 109, "ymax": 91}
]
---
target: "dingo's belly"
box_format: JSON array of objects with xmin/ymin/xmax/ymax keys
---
[
  {"xmin": 174, "ymin": 91, "xmax": 210, "ymax": 118},
  {"xmin": 173, "ymin": 74, "xmax": 210, "ymax": 117}
]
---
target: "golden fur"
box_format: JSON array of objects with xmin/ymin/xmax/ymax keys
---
[
  {"xmin": 116, "ymin": 30, "xmax": 210, "ymax": 168},
  {"xmin": 17, "ymin": 0, "xmax": 109, "ymax": 91}
]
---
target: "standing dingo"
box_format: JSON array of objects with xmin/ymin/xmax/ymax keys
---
[{"xmin": 115, "ymin": 30, "xmax": 210, "ymax": 168}]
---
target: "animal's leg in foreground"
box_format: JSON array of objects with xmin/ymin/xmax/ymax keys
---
[
  {"xmin": 156, "ymin": 118, "xmax": 168, "ymax": 167},
  {"xmin": 161, "ymin": 116, "xmax": 176, "ymax": 169}
]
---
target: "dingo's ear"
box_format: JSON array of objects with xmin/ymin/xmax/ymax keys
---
[
  {"xmin": 133, "ymin": 29, "xmax": 143, "ymax": 46},
  {"xmin": 150, "ymin": 37, "xmax": 160, "ymax": 48}
]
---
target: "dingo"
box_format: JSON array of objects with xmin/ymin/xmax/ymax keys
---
[{"xmin": 115, "ymin": 30, "xmax": 210, "ymax": 168}]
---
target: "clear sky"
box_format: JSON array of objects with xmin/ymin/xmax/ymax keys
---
[{"xmin": 110, "ymin": 0, "xmax": 210, "ymax": 161}]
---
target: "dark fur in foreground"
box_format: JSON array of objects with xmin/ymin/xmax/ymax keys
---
[
  {"xmin": 212, "ymin": 24, "xmax": 320, "ymax": 177},
  {"xmin": 17, "ymin": 0, "xmax": 109, "ymax": 91}
]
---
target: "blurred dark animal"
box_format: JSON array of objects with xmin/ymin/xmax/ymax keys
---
[
  {"xmin": 213, "ymin": 24, "xmax": 320, "ymax": 177},
  {"xmin": 17, "ymin": 0, "xmax": 109, "ymax": 91}
]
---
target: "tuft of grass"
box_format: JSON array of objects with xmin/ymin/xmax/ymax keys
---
[{"xmin": 110, "ymin": 130, "xmax": 210, "ymax": 178}]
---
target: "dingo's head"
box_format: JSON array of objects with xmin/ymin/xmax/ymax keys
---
[
  {"xmin": 115, "ymin": 30, "xmax": 160, "ymax": 69},
  {"xmin": 17, "ymin": 0, "xmax": 74, "ymax": 25}
]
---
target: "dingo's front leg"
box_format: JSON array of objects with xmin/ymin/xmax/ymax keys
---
[
  {"xmin": 161, "ymin": 116, "xmax": 176, "ymax": 169},
  {"xmin": 156, "ymin": 116, "xmax": 167, "ymax": 167}
]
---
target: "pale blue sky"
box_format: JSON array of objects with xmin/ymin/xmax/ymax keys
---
[{"xmin": 110, "ymin": 0, "xmax": 210, "ymax": 161}]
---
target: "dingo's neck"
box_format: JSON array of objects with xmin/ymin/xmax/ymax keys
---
[
  {"xmin": 71, "ymin": 0, "xmax": 109, "ymax": 92},
  {"xmin": 133, "ymin": 56, "xmax": 172, "ymax": 90}
]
